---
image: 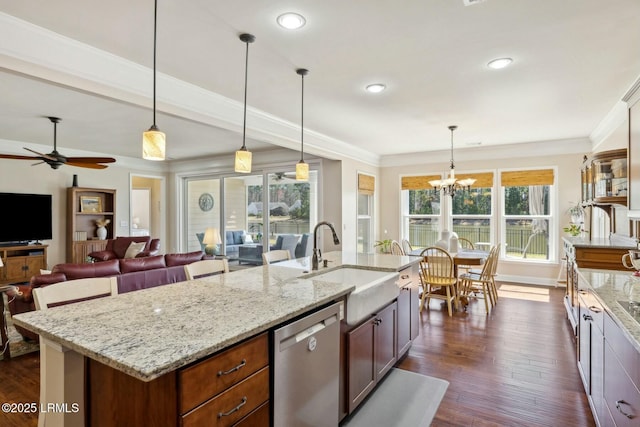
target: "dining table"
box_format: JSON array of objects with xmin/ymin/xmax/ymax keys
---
[{"xmin": 408, "ymin": 247, "xmax": 490, "ymax": 277}]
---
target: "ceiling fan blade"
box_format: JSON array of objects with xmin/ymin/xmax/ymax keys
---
[
  {"xmin": 0, "ymin": 154, "xmax": 40, "ymax": 160},
  {"xmin": 65, "ymin": 161, "xmax": 108, "ymax": 169},
  {"xmin": 66, "ymin": 156, "xmax": 116, "ymax": 164},
  {"xmin": 23, "ymin": 147, "xmax": 56, "ymax": 161}
]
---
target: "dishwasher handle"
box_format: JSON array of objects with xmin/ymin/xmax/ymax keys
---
[{"xmin": 277, "ymin": 307, "xmax": 339, "ymax": 352}]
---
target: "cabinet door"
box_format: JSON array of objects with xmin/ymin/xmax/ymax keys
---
[
  {"xmin": 396, "ymin": 286, "xmax": 411, "ymax": 357},
  {"xmin": 25, "ymin": 256, "xmax": 44, "ymax": 278},
  {"xmin": 375, "ymin": 302, "xmax": 397, "ymax": 380},
  {"xmin": 347, "ymin": 318, "xmax": 376, "ymax": 414},
  {"xmin": 410, "ymin": 285, "xmax": 419, "ymax": 340},
  {"xmin": 592, "ymin": 327, "xmax": 605, "ymax": 425},
  {"xmin": 578, "ymin": 292, "xmax": 591, "ymax": 394},
  {"xmin": 5, "ymin": 257, "xmax": 27, "ymax": 281}
]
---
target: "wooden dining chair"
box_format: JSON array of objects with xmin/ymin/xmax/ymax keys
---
[
  {"xmin": 184, "ymin": 259, "xmax": 229, "ymax": 280},
  {"xmin": 33, "ymin": 276, "xmax": 119, "ymax": 427},
  {"xmin": 418, "ymin": 246, "xmax": 458, "ymax": 316},
  {"xmin": 401, "ymin": 239, "xmax": 413, "ymax": 255},
  {"xmin": 458, "ymin": 237, "xmax": 475, "ymax": 250},
  {"xmin": 459, "ymin": 244, "xmax": 500, "ymax": 314},
  {"xmin": 390, "ymin": 240, "xmax": 405, "ymax": 255},
  {"xmin": 262, "ymin": 249, "xmax": 292, "ymax": 264}
]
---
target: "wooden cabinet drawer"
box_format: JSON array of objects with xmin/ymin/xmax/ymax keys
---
[
  {"xmin": 604, "ymin": 342, "xmax": 640, "ymax": 426},
  {"xmin": 233, "ymin": 401, "xmax": 269, "ymax": 427},
  {"xmin": 180, "ymin": 333, "xmax": 268, "ymax": 413},
  {"xmin": 181, "ymin": 367, "xmax": 269, "ymax": 427}
]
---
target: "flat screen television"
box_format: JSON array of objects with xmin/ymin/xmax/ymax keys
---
[{"xmin": 0, "ymin": 192, "xmax": 53, "ymax": 244}]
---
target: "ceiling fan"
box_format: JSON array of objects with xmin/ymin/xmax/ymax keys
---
[{"xmin": 0, "ymin": 117, "xmax": 116, "ymax": 169}]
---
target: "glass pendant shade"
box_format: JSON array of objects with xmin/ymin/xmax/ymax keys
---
[
  {"xmin": 296, "ymin": 160, "xmax": 309, "ymax": 181},
  {"xmin": 234, "ymin": 148, "xmax": 252, "ymax": 173},
  {"xmin": 142, "ymin": 125, "xmax": 166, "ymax": 161}
]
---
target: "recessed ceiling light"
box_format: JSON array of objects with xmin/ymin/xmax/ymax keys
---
[
  {"xmin": 487, "ymin": 58, "xmax": 513, "ymax": 69},
  {"xmin": 365, "ymin": 83, "xmax": 386, "ymax": 93},
  {"xmin": 277, "ymin": 13, "xmax": 306, "ymax": 30}
]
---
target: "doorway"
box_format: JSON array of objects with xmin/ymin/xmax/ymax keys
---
[{"xmin": 130, "ymin": 175, "xmax": 164, "ymax": 246}]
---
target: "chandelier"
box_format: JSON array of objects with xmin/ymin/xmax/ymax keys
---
[{"xmin": 429, "ymin": 125, "xmax": 476, "ymax": 196}]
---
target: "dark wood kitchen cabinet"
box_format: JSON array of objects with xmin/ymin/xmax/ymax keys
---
[
  {"xmin": 396, "ymin": 264, "xmax": 419, "ymax": 358},
  {"xmin": 346, "ymin": 301, "xmax": 397, "ymax": 414}
]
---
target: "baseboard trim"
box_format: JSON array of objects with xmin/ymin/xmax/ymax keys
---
[{"xmin": 497, "ymin": 274, "xmax": 564, "ymax": 287}]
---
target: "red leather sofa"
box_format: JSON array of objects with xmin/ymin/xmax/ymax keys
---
[
  {"xmin": 88, "ymin": 236, "xmax": 161, "ymax": 261},
  {"xmin": 8, "ymin": 250, "xmax": 207, "ymax": 340}
]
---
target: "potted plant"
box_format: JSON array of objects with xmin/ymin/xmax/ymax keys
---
[
  {"xmin": 374, "ymin": 239, "xmax": 393, "ymax": 253},
  {"xmin": 567, "ymin": 203, "xmax": 585, "ymax": 225}
]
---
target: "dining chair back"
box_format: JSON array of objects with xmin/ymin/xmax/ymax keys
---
[
  {"xmin": 458, "ymin": 237, "xmax": 475, "ymax": 250},
  {"xmin": 33, "ymin": 276, "xmax": 118, "ymax": 310},
  {"xmin": 390, "ymin": 240, "xmax": 405, "ymax": 255},
  {"xmin": 401, "ymin": 239, "xmax": 413, "ymax": 255},
  {"xmin": 262, "ymin": 249, "xmax": 292, "ymax": 264},
  {"xmin": 184, "ymin": 259, "xmax": 229, "ymax": 280},
  {"xmin": 419, "ymin": 246, "xmax": 458, "ymax": 316},
  {"xmin": 33, "ymin": 276, "xmax": 119, "ymax": 427}
]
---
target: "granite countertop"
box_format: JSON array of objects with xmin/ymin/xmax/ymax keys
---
[
  {"xmin": 13, "ymin": 251, "xmax": 418, "ymax": 382},
  {"xmin": 578, "ymin": 268, "xmax": 640, "ymax": 353}
]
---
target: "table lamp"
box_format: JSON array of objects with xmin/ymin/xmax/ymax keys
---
[{"xmin": 203, "ymin": 228, "xmax": 222, "ymax": 255}]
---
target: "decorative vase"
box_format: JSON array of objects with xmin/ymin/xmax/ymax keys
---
[{"xmin": 96, "ymin": 226, "xmax": 107, "ymax": 240}]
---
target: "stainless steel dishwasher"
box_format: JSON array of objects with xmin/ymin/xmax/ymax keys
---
[{"xmin": 273, "ymin": 301, "xmax": 341, "ymax": 427}]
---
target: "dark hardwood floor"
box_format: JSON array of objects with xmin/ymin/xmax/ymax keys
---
[
  {"xmin": 398, "ymin": 282, "xmax": 595, "ymax": 427},
  {"xmin": 0, "ymin": 282, "xmax": 593, "ymax": 426}
]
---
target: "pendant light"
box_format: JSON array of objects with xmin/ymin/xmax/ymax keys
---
[
  {"xmin": 429, "ymin": 126, "xmax": 476, "ymax": 196},
  {"xmin": 142, "ymin": 0, "xmax": 166, "ymax": 161},
  {"xmin": 296, "ymin": 68, "xmax": 309, "ymax": 181},
  {"xmin": 235, "ymin": 33, "xmax": 255, "ymax": 173}
]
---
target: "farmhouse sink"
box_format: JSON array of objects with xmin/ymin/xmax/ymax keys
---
[{"xmin": 309, "ymin": 267, "xmax": 399, "ymax": 325}]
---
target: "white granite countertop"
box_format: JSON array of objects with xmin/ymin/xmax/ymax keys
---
[
  {"xmin": 577, "ymin": 268, "xmax": 640, "ymax": 353},
  {"xmin": 13, "ymin": 251, "xmax": 418, "ymax": 382}
]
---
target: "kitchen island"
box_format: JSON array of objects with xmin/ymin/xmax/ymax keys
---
[{"xmin": 13, "ymin": 251, "xmax": 420, "ymax": 426}]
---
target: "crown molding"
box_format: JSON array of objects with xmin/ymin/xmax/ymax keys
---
[
  {"xmin": 0, "ymin": 12, "xmax": 379, "ymax": 167},
  {"xmin": 379, "ymin": 137, "xmax": 592, "ymax": 168},
  {"xmin": 589, "ymin": 101, "xmax": 628, "ymax": 151}
]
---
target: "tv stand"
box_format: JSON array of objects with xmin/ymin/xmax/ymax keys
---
[
  {"xmin": 0, "ymin": 244, "xmax": 48, "ymax": 286},
  {"xmin": 0, "ymin": 241, "xmax": 29, "ymax": 247}
]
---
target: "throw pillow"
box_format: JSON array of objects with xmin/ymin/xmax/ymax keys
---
[
  {"xmin": 242, "ymin": 234, "xmax": 254, "ymax": 244},
  {"xmin": 40, "ymin": 269, "xmax": 52, "ymax": 275},
  {"xmin": 124, "ymin": 241, "xmax": 147, "ymax": 259}
]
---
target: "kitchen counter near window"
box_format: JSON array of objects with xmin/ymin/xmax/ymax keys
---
[{"xmin": 12, "ymin": 251, "xmax": 420, "ymax": 382}]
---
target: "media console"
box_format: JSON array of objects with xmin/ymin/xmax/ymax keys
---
[{"xmin": 0, "ymin": 244, "xmax": 48, "ymax": 286}]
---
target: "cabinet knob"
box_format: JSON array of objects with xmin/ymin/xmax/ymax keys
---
[
  {"xmin": 588, "ymin": 305, "xmax": 602, "ymax": 313},
  {"xmin": 582, "ymin": 314, "xmax": 593, "ymax": 321},
  {"xmin": 401, "ymin": 274, "xmax": 409, "ymax": 280}
]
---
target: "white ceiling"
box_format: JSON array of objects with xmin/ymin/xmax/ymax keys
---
[{"xmin": 0, "ymin": 0, "xmax": 639, "ymax": 165}]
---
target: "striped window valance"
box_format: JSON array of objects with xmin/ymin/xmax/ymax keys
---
[
  {"xmin": 501, "ymin": 169, "xmax": 555, "ymax": 186},
  {"xmin": 358, "ymin": 173, "xmax": 375, "ymax": 195},
  {"xmin": 401, "ymin": 175, "xmax": 441, "ymax": 190}
]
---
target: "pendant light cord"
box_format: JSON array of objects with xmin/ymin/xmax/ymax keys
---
[
  {"xmin": 449, "ymin": 125, "xmax": 456, "ymax": 171},
  {"xmin": 152, "ymin": 0, "xmax": 158, "ymax": 127},
  {"xmin": 242, "ymin": 39, "xmax": 249, "ymax": 150},
  {"xmin": 300, "ymin": 72, "xmax": 305, "ymax": 161}
]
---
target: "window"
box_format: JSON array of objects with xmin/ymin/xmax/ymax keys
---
[
  {"xmin": 357, "ymin": 173, "xmax": 375, "ymax": 253},
  {"xmin": 401, "ymin": 175, "xmax": 441, "ymax": 250},
  {"xmin": 501, "ymin": 169, "xmax": 555, "ymax": 261},
  {"xmin": 451, "ymin": 172, "xmax": 494, "ymax": 248}
]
